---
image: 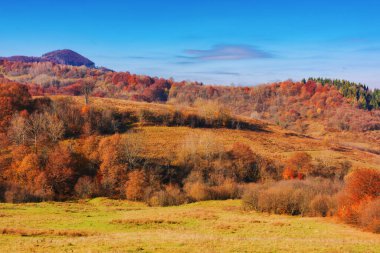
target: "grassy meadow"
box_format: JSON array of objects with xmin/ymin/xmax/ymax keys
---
[{"xmin": 0, "ymin": 199, "xmax": 379, "ymax": 252}]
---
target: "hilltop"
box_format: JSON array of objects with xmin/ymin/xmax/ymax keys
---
[{"xmin": 0, "ymin": 49, "xmax": 95, "ymax": 68}]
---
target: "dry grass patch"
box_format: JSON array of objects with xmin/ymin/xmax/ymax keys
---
[
  {"xmin": 223, "ymin": 217, "xmax": 265, "ymax": 224},
  {"xmin": 177, "ymin": 210, "xmax": 219, "ymax": 221},
  {"xmin": 214, "ymin": 223, "xmax": 244, "ymax": 232},
  {"xmin": 110, "ymin": 218, "xmax": 182, "ymax": 226},
  {"xmin": 111, "ymin": 207, "xmax": 143, "ymax": 212},
  {"xmin": 0, "ymin": 227, "xmax": 95, "ymax": 237},
  {"xmin": 272, "ymin": 222, "xmax": 291, "ymax": 227}
]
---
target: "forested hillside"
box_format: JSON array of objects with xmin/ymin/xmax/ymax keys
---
[
  {"xmin": 170, "ymin": 80, "xmax": 380, "ymax": 133},
  {"xmin": 307, "ymin": 78, "xmax": 380, "ymax": 110},
  {"xmin": 1, "ymin": 59, "xmax": 379, "ymax": 135}
]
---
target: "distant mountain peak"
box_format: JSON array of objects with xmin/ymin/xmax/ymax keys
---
[
  {"xmin": 42, "ymin": 49, "xmax": 95, "ymax": 68},
  {"xmin": 0, "ymin": 49, "xmax": 95, "ymax": 68}
]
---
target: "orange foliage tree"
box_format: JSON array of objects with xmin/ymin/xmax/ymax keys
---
[
  {"xmin": 230, "ymin": 143, "xmax": 260, "ymax": 182},
  {"xmin": 284, "ymin": 152, "xmax": 312, "ymax": 178},
  {"xmin": 5, "ymin": 150, "xmax": 52, "ymax": 202},
  {"xmin": 97, "ymin": 134, "xmax": 128, "ymax": 197},
  {"xmin": 45, "ymin": 145, "xmax": 74, "ymax": 199},
  {"xmin": 125, "ymin": 170, "xmax": 147, "ymax": 201},
  {"xmin": 338, "ymin": 168, "xmax": 380, "ymax": 225}
]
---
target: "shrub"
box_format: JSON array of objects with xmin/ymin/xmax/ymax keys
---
[
  {"xmin": 359, "ymin": 198, "xmax": 380, "ymax": 233},
  {"xmin": 4, "ymin": 175, "xmax": 53, "ymax": 203},
  {"xmin": 257, "ymin": 184, "xmax": 307, "ymax": 215},
  {"xmin": 184, "ymin": 181, "xmax": 211, "ymax": 201},
  {"xmin": 74, "ymin": 176, "xmax": 98, "ymax": 198},
  {"xmin": 209, "ymin": 178, "xmax": 241, "ymax": 200},
  {"xmin": 243, "ymin": 178, "xmax": 341, "ymax": 216},
  {"xmin": 4, "ymin": 185, "xmax": 28, "ymax": 203},
  {"xmin": 138, "ymin": 109, "xmax": 160, "ymax": 125},
  {"xmin": 147, "ymin": 184, "xmax": 187, "ymax": 207},
  {"xmin": 309, "ymin": 194, "xmax": 335, "ymax": 217},
  {"xmin": 338, "ymin": 168, "xmax": 380, "ymax": 231},
  {"xmin": 242, "ymin": 183, "xmax": 267, "ymax": 211},
  {"xmin": 282, "ymin": 168, "xmax": 297, "ymax": 180},
  {"xmin": 312, "ymin": 159, "xmax": 351, "ymax": 180}
]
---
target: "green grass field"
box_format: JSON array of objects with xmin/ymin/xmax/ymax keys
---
[{"xmin": 0, "ymin": 199, "xmax": 379, "ymax": 252}]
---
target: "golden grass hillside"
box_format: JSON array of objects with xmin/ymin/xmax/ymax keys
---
[{"xmin": 53, "ymin": 95, "xmax": 380, "ymax": 170}]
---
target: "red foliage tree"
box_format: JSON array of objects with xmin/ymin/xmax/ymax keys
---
[
  {"xmin": 45, "ymin": 145, "xmax": 74, "ymax": 199},
  {"xmin": 0, "ymin": 80, "xmax": 32, "ymax": 130}
]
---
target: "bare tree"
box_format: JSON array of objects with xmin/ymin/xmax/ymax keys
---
[
  {"xmin": 178, "ymin": 133, "xmax": 223, "ymax": 168},
  {"xmin": 45, "ymin": 113, "xmax": 65, "ymax": 142},
  {"xmin": 81, "ymin": 78, "xmax": 95, "ymax": 105},
  {"xmin": 123, "ymin": 132, "xmax": 143, "ymax": 168},
  {"xmin": 8, "ymin": 114, "xmax": 28, "ymax": 145},
  {"xmin": 9, "ymin": 112, "xmax": 64, "ymax": 148},
  {"xmin": 26, "ymin": 113, "xmax": 47, "ymax": 150}
]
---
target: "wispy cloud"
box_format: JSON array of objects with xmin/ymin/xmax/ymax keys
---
[
  {"xmin": 190, "ymin": 71, "xmax": 241, "ymax": 76},
  {"xmin": 181, "ymin": 44, "xmax": 273, "ymax": 62},
  {"xmin": 94, "ymin": 55, "xmax": 164, "ymax": 60}
]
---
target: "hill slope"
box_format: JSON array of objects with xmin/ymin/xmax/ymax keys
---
[
  {"xmin": 0, "ymin": 59, "xmax": 379, "ymax": 138},
  {"xmin": 0, "ymin": 49, "xmax": 95, "ymax": 67},
  {"xmin": 55, "ymin": 95, "xmax": 380, "ymax": 170},
  {"xmin": 41, "ymin": 49, "xmax": 95, "ymax": 67}
]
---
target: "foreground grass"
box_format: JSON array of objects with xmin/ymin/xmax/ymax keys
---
[{"xmin": 0, "ymin": 199, "xmax": 379, "ymax": 252}]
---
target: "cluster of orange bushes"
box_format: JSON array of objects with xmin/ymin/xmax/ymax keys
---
[
  {"xmin": 0, "ymin": 133, "xmax": 274, "ymax": 204},
  {"xmin": 243, "ymin": 168, "xmax": 380, "ymax": 233},
  {"xmin": 282, "ymin": 152, "xmax": 350, "ymax": 180},
  {"xmin": 243, "ymin": 178, "xmax": 341, "ymax": 216},
  {"xmin": 337, "ymin": 168, "xmax": 380, "ymax": 233}
]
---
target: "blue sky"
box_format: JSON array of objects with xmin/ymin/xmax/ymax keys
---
[{"xmin": 1, "ymin": 0, "xmax": 380, "ymax": 88}]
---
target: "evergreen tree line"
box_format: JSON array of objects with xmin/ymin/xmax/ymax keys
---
[{"xmin": 306, "ymin": 78, "xmax": 380, "ymax": 110}]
